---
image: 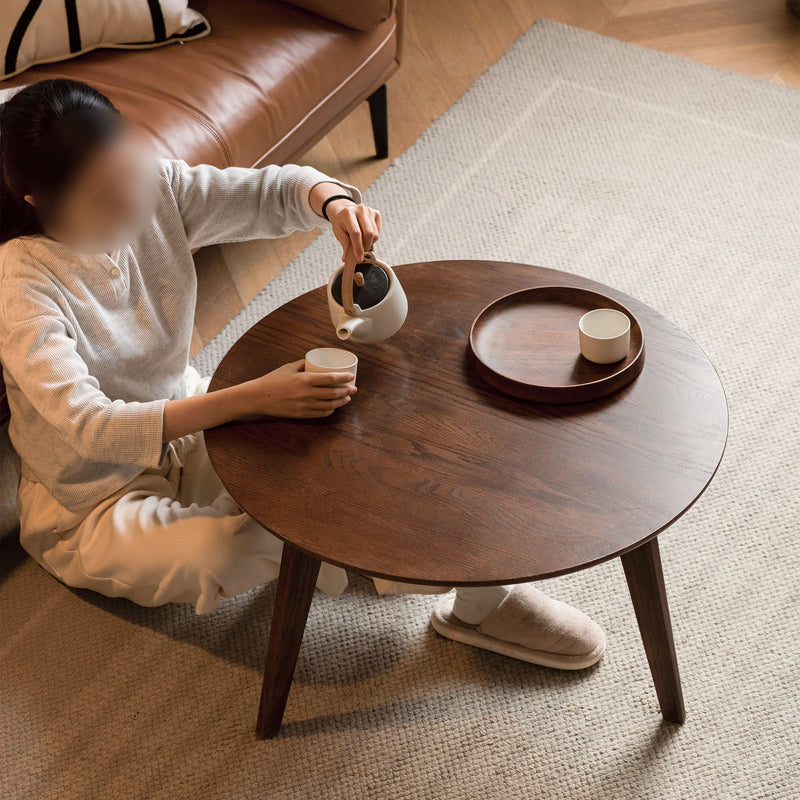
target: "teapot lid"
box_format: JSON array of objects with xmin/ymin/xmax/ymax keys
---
[{"xmin": 331, "ymin": 262, "xmax": 389, "ymax": 310}]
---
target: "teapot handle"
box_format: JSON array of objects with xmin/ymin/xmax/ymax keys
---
[{"xmin": 341, "ymin": 250, "xmax": 375, "ymax": 316}]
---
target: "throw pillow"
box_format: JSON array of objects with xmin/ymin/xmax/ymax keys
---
[{"xmin": 2, "ymin": 0, "xmax": 210, "ymax": 81}]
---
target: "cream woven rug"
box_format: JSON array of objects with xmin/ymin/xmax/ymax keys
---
[{"xmin": 2, "ymin": 20, "xmax": 799, "ymax": 800}]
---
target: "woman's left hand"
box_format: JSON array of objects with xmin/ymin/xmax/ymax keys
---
[{"xmin": 329, "ymin": 201, "xmax": 381, "ymax": 264}]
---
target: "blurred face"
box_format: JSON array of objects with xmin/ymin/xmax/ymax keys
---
[{"xmin": 35, "ymin": 125, "xmax": 158, "ymax": 254}]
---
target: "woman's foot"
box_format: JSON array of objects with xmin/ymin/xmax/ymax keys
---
[{"xmin": 430, "ymin": 584, "xmax": 606, "ymax": 670}]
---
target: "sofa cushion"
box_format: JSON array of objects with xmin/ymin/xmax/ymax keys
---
[
  {"xmin": 1, "ymin": 0, "xmax": 210, "ymax": 81},
  {"xmin": 0, "ymin": 0, "xmax": 400, "ymax": 168},
  {"xmin": 281, "ymin": 0, "xmax": 395, "ymax": 33}
]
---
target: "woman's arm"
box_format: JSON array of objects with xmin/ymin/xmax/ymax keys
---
[
  {"xmin": 162, "ymin": 360, "xmax": 356, "ymax": 442},
  {"xmin": 165, "ymin": 161, "xmax": 382, "ymax": 262},
  {"xmin": 0, "ymin": 301, "xmax": 356, "ymax": 454},
  {"xmin": 165, "ymin": 160, "xmax": 362, "ymax": 250},
  {"xmin": 1, "ymin": 312, "xmax": 166, "ymax": 467}
]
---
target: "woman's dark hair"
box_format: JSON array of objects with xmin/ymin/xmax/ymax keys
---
[{"xmin": 0, "ymin": 79, "xmax": 122, "ymax": 244}]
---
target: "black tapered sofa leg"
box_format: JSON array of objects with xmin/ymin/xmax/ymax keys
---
[{"xmin": 367, "ymin": 84, "xmax": 389, "ymax": 159}]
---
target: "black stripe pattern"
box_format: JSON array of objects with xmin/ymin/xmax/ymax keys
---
[
  {"xmin": 5, "ymin": 0, "xmax": 43, "ymax": 76},
  {"xmin": 145, "ymin": 0, "xmax": 167, "ymax": 42},
  {"xmin": 64, "ymin": 0, "xmax": 82, "ymax": 54}
]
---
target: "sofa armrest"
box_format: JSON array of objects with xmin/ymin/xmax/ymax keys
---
[{"xmin": 281, "ymin": 0, "xmax": 395, "ymax": 32}]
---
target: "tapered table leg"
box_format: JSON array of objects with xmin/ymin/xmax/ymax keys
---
[
  {"xmin": 256, "ymin": 543, "xmax": 321, "ymax": 739},
  {"xmin": 621, "ymin": 537, "xmax": 686, "ymax": 724}
]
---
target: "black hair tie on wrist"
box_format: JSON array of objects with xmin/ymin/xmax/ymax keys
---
[{"xmin": 321, "ymin": 194, "xmax": 356, "ymax": 221}]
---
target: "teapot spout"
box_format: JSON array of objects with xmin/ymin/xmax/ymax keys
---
[{"xmin": 336, "ymin": 316, "xmax": 365, "ymax": 341}]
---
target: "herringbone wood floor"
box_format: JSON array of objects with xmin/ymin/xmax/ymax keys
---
[{"xmin": 191, "ymin": 0, "xmax": 800, "ymax": 355}]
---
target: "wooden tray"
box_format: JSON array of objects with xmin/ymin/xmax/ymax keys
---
[{"xmin": 468, "ymin": 286, "xmax": 645, "ymax": 403}]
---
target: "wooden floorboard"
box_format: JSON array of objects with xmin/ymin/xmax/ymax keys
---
[{"xmin": 191, "ymin": 0, "xmax": 800, "ymax": 355}]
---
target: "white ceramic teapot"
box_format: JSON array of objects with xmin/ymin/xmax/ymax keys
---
[{"xmin": 327, "ymin": 251, "xmax": 408, "ymax": 344}]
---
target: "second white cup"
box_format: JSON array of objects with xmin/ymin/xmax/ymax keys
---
[
  {"xmin": 578, "ymin": 309, "xmax": 631, "ymax": 364},
  {"xmin": 304, "ymin": 347, "xmax": 358, "ymax": 382}
]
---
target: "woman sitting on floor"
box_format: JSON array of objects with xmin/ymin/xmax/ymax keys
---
[{"xmin": 0, "ymin": 79, "xmax": 604, "ymax": 669}]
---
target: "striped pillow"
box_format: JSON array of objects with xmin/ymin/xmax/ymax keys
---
[{"xmin": 2, "ymin": 0, "xmax": 210, "ymax": 80}]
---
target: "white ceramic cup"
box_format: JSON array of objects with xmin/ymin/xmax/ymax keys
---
[
  {"xmin": 578, "ymin": 308, "xmax": 631, "ymax": 364},
  {"xmin": 304, "ymin": 347, "xmax": 358, "ymax": 382}
]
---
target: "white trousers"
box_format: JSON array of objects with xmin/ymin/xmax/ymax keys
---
[{"xmin": 18, "ymin": 370, "xmax": 447, "ymax": 614}]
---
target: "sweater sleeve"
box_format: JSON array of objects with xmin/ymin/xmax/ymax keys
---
[
  {"xmin": 0, "ymin": 312, "xmax": 166, "ymax": 469},
  {"xmin": 163, "ymin": 159, "xmax": 362, "ymax": 250}
]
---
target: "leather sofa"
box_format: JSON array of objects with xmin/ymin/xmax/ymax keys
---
[
  {"xmin": 0, "ymin": 0, "xmax": 405, "ymax": 541},
  {"xmin": 1, "ymin": 0, "xmax": 405, "ymax": 167}
]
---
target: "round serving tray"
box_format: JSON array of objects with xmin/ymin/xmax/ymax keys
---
[{"xmin": 467, "ymin": 285, "xmax": 645, "ymax": 403}]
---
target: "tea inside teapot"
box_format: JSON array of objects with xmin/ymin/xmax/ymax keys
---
[{"xmin": 331, "ymin": 262, "xmax": 390, "ymax": 310}]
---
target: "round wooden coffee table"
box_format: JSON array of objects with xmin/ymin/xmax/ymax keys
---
[{"xmin": 206, "ymin": 260, "xmax": 728, "ymax": 738}]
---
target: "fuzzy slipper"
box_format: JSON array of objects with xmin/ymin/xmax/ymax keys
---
[{"xmin": 430, "ymin": 584, "xmax": 606, "ymax": 670}]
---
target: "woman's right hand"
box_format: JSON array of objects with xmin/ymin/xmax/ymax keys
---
[{"xmin": 243, "ymin": 360, "xmax": 357, "ymax": 418}]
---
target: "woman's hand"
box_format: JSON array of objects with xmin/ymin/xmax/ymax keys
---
[
  {"xmin": 162, "ymin": 361, "xmax": 356, "ymax": 441},
  {"xmin": 243, "ymin": 360, "xmax": 357, "ymax": 418},
  {"xmin": 329, "ymin": 201, "xmax": 381, "ymax": 264},
  {"xmin": 309, "ymin": 181, "xmax": 382, "ymax": 263}
]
